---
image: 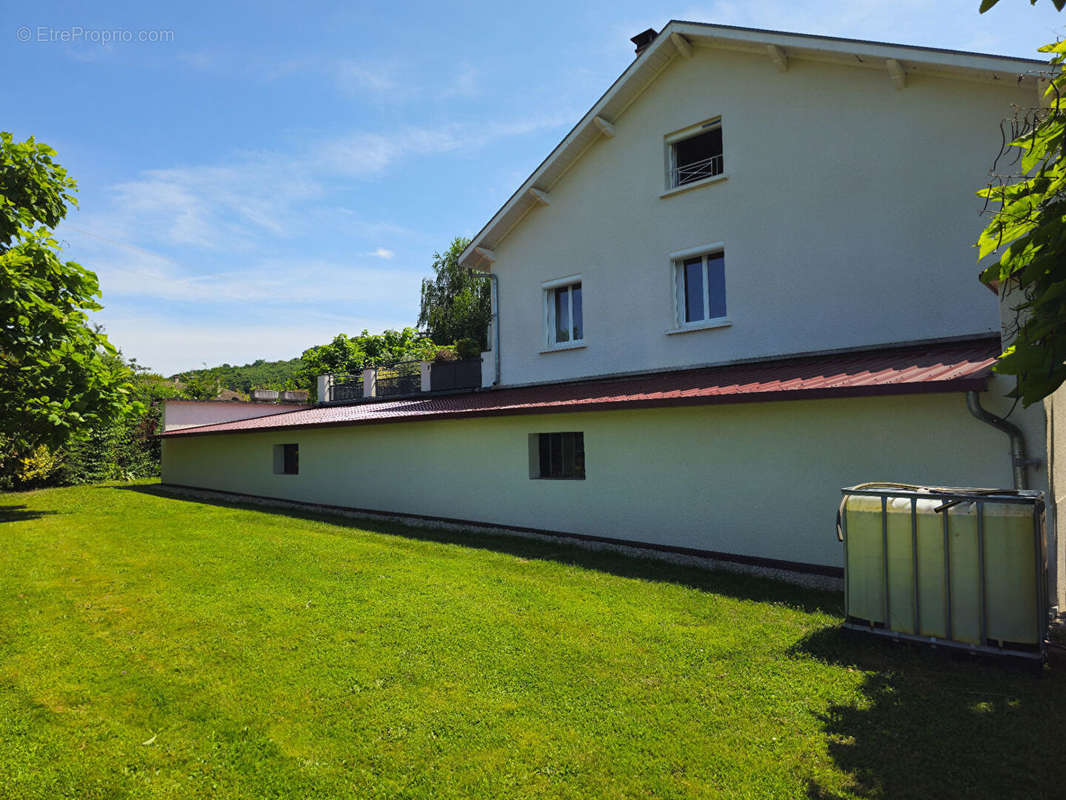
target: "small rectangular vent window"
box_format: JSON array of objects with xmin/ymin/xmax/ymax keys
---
[
  {"xmin": 529, "ymin": 432, "xmax": 585, "ymax": 480},
  {"xmin": 273, "ymin": 443, "xmax": 299, "ymax": 475}
]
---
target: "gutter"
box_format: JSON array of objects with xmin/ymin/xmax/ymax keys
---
[
  {"xmin": 966, "ymin": 390, "xmax": 1036, "ymax": 490},
  {"xmin": 161, "ymin": 379, "xmax": 990, "ymax": 439}
]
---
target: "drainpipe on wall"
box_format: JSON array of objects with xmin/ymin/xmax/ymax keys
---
[
  {"xmin": 966, "ymin": 390, "xmax": 1034, "ymax": 490},
  {"xmin": 471, "ymin": 271, "xmax": 500, "ymax": 386}
]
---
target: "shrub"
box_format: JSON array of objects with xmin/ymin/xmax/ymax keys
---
[
  {"xmin": 16, "ymin": 445, "xmax": 66, "ymax": 488},
  {"xmin": 433, "ymin": 347, "xmax": 459, "ymax": 363},
  {"xmin": 454, "ymin": 338, "xmax": 481, "ymax": 360}
]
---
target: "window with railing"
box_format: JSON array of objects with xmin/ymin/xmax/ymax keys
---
[{"xmin": 667, "ymin": 120, "xmax": 724, "ymax": 189}]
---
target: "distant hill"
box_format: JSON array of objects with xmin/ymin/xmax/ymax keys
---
[{"xmin": 170, "ymin": 358, "xmax": 303, "ymax": 396}]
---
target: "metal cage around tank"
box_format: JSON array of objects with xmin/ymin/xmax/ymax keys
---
[{"xmin": 838, "ymin": 485, "xmax": 1048, "ymax": 661}]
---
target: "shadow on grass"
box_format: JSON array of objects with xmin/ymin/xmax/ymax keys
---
[
  {"xmin": 0, "ymin": 504, "xmax": 59, "ymax": 524},
  {"xmin": 103, "ymin": 483, "xmax": 845, "ymax": 616},
  {"xmin": 794, "ymin": 626, "xmax": 1066, "ymax": 799}
]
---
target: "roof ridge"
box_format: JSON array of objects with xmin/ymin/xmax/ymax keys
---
[
  {"xmin": 459, "ymin": 20, "xmax": 1047, "ymax": 270},
  {"xmin": 665, "ymin": 20, "xmax": 1047, "ymax": 65}
]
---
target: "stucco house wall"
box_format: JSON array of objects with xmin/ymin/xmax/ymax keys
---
[
  {"xmin": 162, "ymin": 379, "xmax": 1044, "ymax": 577},
  {"xmin": 487, "ymin": 46, "xmax": 1029, "ymax": 387},
  {"xmin": 159, "ymin": 28, "xmax": 1060, "ymax": 608}
]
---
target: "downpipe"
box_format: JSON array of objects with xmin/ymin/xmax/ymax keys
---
[
  {"xmin": 966, "ymin": 390, "xmax": 1033, "ymax": 490},
  {"xmin": 472, "ymin": 271, "xmax": 500, "ymax": 386}
]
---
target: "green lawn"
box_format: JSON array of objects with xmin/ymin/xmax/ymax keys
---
[{"xmin": 1, "ymin": 482, "xmax": 1063, "ymax": 799}]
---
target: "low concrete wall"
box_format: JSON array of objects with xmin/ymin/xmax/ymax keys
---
[
  {"xmin": 162, "ymin": 400, "xmax": 308, "ymax": 432},
  {"xmin": 162, "ymin": 388, "xmax": 1050, "ymax": 575}
]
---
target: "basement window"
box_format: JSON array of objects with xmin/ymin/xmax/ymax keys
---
[
  {"xmin": 529, "ymin": 432, "xmax": 585, "ymax": 480},
  {"xmin": 273, "ymin": 443, "xmax": 299, "ymax": 475},
  {"xmin": 667, "ymin": 120, "xmax": 724, "ymax": 189}
]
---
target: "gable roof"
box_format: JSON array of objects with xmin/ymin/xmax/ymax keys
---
[
  {"xmin": 459, "ymin": 20, "xmax": 1048, "ymax": 270},
  {"xmin": 161, "ymin": 335, "xmax": 998, "ymax": 438}
]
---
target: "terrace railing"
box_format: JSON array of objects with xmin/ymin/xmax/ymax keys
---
[
  {"xmin": 374, "ymin": 361, "xmax": 422, "ymax": 398},
  {"xmin": 328, "ymin": 374, "xmax": 364, "ymax": 403},
  {"xmin": 321, "ymin": 356, "xmax": 483, "ymax": 404},
  {"xmin": 430, "ymin": 358, "xmax": 482, "ymax": 392}
]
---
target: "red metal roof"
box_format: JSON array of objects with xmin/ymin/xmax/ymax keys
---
[{"xmin": 162, "ymin": 336, "xmax": 1000, "ymax": 438}]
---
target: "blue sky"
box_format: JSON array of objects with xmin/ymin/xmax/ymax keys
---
[{"xmin": 5, "ymin": 0, "xmax": 1065, "ymax": 375}]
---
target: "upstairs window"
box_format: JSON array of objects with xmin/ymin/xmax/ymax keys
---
[
  {"xmin": 544, "ymin": 277, "xmax": 583, "ymax": 348},
  {"xmin": 273, "ymin": 443, "xmax": 299, "ymax": 475},
  {"xmin": 668, "ymin": 120, "xmax": 724, "ymax": 189},
  {"xmin": 529, "ymin": 432, "xmax": 585, "ymax": 480},
  {"xmin": 676, "ymin": 249, "xmax": 727, "ymax": 324}
]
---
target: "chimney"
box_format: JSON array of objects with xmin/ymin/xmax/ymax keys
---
[{"xmin": 631, "ymin": 28, "xmax": 658, "ymax": 57}]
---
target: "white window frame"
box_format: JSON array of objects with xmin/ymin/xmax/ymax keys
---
[
  {"xmin": 668, "ymin": 243, "xmax": 731, "ymax": 334},
  {"xmin": 663, "ymin": 116, "xmax": 727, "ymax": 197},
  {"xmin": 542, "ymin": 274, "xmax": 585, "ymax": 351}
]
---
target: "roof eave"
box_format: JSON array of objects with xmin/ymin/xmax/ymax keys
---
[
  {"xmin": 158, "ymin": 375, "xmax": 992, "ymax": 439},
  {"xmin": 459, "ymin": 20, "xmax": 1049, "ymax": 269}
]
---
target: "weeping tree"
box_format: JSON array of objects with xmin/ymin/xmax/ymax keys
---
[
  {"xmin": 976, "ymin": 0, "xmax": 1066, "ymax": 405},
  {"xmin": 417, "ymin": 236, "xmax": 491, "ymax": 350}
]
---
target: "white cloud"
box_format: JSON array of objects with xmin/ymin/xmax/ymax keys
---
[
  {"xmin": 312, "ymin": 113, "xmax": 573, "ymax": 177},
  {"xmin": 96, "ymin": 312, "xmax": 413, "ymax": 376},
  {"xmin": 333, "ymin": 59, "xmax": 399, "ymax": 94},
  {"xmin": 264, "ymin": 56, "xmax": 406, "ymax": 98},
  {"xmin": 443, "ymin": 64, "xmax": 480, "ymax": 98},
  {"xmin": 368, "ymin": 247, "xmax": 395, "ymax": 259},
  {"xmin": 61, "ymin": 231, "xmax": 424, "ymax": 307},
  {"xmin": 177, "ymin": 50, "xmax": 216, "ymax": 70},
  {"xmin": 76, "ymin": 155, "xmax": 323, "ymax": 252},
  {"xmin": 71, "ymin": 110, "xmax": 569, "ymax": 257}
]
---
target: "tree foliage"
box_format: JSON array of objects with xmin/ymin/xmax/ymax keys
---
[
  {"xmin": 293, "ymin": 328, "xmax": 438, "ymax": 401},
  {"xmin": 0, "ymin": 132, "xmax": 137, "ymax": 478},
  {"xmin": 418, "ymin": 236, "xmax": 491, "ymax": 350},
  {"xmin": 172, "ymin": 357, "xmax": 303, "ymax": 398},
  {"xmin": 979, "ymin": 0, "xmax": 1065, "ymax": 11},
  {"xmin": 976, "ymin": 31, "xmax": 1066, "ymax": 405},
  {"xmin": 3, "ymin": 355, "xmax": 176, "ymax": 489},
  {"xmin": 59, "ymin": 361, "xmax": 175, "ymax": 485},
  {"xmin": 0, "ymin": 131, "xmax": 77, "ymax": 245}
]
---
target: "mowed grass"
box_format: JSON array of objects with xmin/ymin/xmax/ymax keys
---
[{"xmin": 1, "ymin": 483, "xmax": 1064, "ymax": 799}]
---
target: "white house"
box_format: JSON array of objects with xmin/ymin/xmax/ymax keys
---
[{"xmin": 160, "ymin": 22, "xmax": 1063, "ymax": 607}]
